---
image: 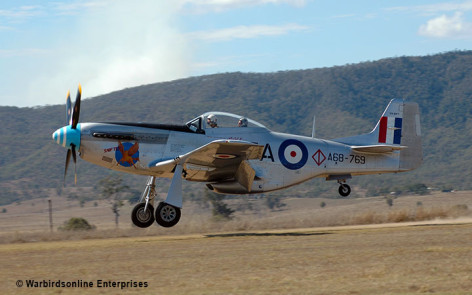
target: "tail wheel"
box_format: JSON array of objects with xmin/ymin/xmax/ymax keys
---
[
  {"xmin": 155, "ymin": 202, "xmax": 181, "ymax": 228},
  {"xmin": 338, "ymin": 184, "xmax": 351, "ymax": 197},
  {"xmin": 131, "ymin": 203, "xmax": 155, "ymax": 228}
]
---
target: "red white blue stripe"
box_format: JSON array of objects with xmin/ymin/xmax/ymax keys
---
[{"xmin": 378, "ymin": 117, "xmax": 402, "ymax": 144}]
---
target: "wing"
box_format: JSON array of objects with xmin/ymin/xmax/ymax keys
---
[
  {"xmin": 351, "ymin": 144, "xmax": 406, "ymax": 154},
  {"xmin": 149, "ymin": 140, "xmax": 264, "ymax": 187}
]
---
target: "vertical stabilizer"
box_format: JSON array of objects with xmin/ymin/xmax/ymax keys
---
[
  {"xmin": 333, "ymin": 99, "xmax": 405, "ymax": 146},
  {"xmin": 375, "ymin": 99, "xmax": 404, "ymax": 145},
  {"xmin": 332, "ymin": 99, "xmax": 422, "ymax": 171}
]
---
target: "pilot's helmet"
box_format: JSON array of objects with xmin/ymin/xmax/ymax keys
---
[
  {"xmin": 207, "ymin": 114, "xmax": 218, "ymax": 128},
  {"xmin": 238, "ymin": 117, "xmax": 248, "ymax": 127}
]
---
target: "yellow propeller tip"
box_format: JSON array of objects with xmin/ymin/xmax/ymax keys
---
[{"xmin": 78, "ymin": 83, "xmax": 82, "ymax": 94}]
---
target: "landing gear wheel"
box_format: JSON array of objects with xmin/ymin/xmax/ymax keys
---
[
  {"xmin": 131, "ymin": 203, "xmax": 155, "ymax": 228},
  {"xmin": 155, "ymin": 202, "xmax": 181, "ymax": 228},
  {"xmin": 338, "ymin": 184, "xmax": 351, "ymax": 197}
]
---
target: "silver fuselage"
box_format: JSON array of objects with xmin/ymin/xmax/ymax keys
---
[{"xmin": 76, "ymin": 122, "xmax": 400, "ymax": 194}]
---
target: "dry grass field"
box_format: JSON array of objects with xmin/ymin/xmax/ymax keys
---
[
  {"xmin": 1, "ymin": 191, "xmax": 471, "ymax": 294},
  {"xmin": 1, "ymin": 190, "xmax": 471, "ymax": 238},
  {"xmin": 1, "ymin": 222, "xmax": 471, "ymax": 294}
]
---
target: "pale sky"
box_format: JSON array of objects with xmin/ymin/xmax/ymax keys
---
[{"xmin": 1, "ymin": 0, "xmax": 472, "ymax": 107}]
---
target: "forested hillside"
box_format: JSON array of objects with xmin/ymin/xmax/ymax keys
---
[{"xmin": 1, "ymin": 50, "xmax": 471, "ymax": 204}]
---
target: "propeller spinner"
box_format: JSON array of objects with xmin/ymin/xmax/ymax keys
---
[{"xmin": 52, "ymin": 84, "xmax": 82, "ymax": 185}]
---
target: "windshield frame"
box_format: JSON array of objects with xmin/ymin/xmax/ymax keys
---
[
  {"xmin": 186, "ymin": 112, "xmax": 268, "ymax": 133},
  {"xmin": 202, "ymin": 111, "xmax": 266, "ymax": 128}
]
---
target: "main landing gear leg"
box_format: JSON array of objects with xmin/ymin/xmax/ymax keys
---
[
  {"xmin": 131, "ymin": 176, "xmax": 156, "ymax": 228},
  {"xmin": 155, "ymin": 164, "xmax": 183, "ymax": 228},
  {"xmin": 338, "ymin": 180, "xmax": 351, "ymax": 197}
]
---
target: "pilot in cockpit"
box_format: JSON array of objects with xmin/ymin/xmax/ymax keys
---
[
  {"xmin": 207, "ymin": 114, "xmax": 218, "ymax": 128},
  {"xmin": 238, "ymin": 117, "xmax": 248, "ymax": 127}
]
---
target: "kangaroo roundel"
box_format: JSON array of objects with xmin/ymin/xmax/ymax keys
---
[
  {"xmin": 278, "ymin": 139, "xmax": 308, "ymax": 170},
  {"xmin": 115, "ymin": 141, "xmax": 140, "ymax": 167}
]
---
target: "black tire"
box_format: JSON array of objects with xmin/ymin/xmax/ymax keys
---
[
  {"xmin": 155, "ymin": 202, "xmax": 181, "ymax": 228},
  {"xmin": 338, "ymin": 184, "xmax": 351, "ymax": 197},
  {"xmin": 131, "ymin": 203, "xmax": 155, "ymax": 228}
]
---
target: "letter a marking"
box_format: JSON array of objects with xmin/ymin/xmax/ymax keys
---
[{"xmin": 261, "ymin": 144, "xmax": 274, "ymax": 162}]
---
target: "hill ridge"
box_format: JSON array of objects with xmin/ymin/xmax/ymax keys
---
[{"xmin": 1, "ymin": 50, "xmax": 471, "ymax": 204}]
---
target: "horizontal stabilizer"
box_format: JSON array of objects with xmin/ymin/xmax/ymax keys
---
[{"xmin": 351, "ymin": 145, "xmax": 406, "ymax": 154}]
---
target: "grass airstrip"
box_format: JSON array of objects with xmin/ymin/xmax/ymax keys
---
[
  {"xmin": 1, "ymin": 222, "xmax": 472, "ymax": 294},
  {"xmin": 1, "ymin": 191, "xmax": 472, "ymax": 294}
]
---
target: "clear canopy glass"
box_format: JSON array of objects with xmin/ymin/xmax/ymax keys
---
[{"xmin": 186, "ymin": 112, "xmax": 266, "ymax": 132}]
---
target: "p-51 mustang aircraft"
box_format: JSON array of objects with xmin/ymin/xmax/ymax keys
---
[{"xmin": 52, "ymin": 85, "xmax": 422, "ymax": 228}]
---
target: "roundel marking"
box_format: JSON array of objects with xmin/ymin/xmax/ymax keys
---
[
  {"xmin": 214, "ymin": 153, "xmax": 237, "ymax": 159},
  {"xmin": 278, "ymin": 139, "xmax": 308, "ymax": 170},
  {"xmin": 115, "ymin": 142, "xmax": 140, "ymax": 167}
]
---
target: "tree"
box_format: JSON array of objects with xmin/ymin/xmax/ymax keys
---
[
  {"xmin": 204, "ymin": 190, "xmax": 234, "ymax": 220},
  {"xmin": 98, "ymin": 175, "xmax": 129, "ymax": 228},
  {"xmin": 265, "ymin": 195, "xmax": 286, "ymax": 211},
  {"xmin": 111, "ymin": 200, "xmax": 124, "ymax": 226},
  {"xmin": 59, "ymin": 217, "xmax": 96, "ymax": 231},
  {"xmin": 407, "ymin": 183, "xmax": 429, "ymax": 195}
]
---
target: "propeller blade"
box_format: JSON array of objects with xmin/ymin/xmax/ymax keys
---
[
  {"xmin": 66, "ymin": 90, "xmax": 72, "ymax": 125},
  {"xmin": 71, "ymin": 84, "xmax": 81, "ymax": 129},
  {"xmin": 71, "ymin": 144, "xmax": 77, "ymax": 163},
  {"xmin": 71, "ymin": 144, "xmax": 77, "ymax": 185},
  {"xmin": 64, "ymin": 149, "xmax": 72, "ymax": 185}
]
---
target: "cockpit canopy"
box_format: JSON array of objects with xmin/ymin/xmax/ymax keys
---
[{"xmin": 186, "ymin": 112, "xmax": 267, "ymax": 133}]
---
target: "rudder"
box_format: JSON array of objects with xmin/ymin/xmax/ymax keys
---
[{"xmin": 399, "ymin": 101, "xmax": 422, "ymax": 171}]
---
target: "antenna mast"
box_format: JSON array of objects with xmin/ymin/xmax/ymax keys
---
[{"xmin": 311, "ymin": 115, "xmax": 316, "ymax": 138}]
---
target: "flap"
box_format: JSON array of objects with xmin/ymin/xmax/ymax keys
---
[{"xmin": 235, "ymin": 161, "xmax": 256, "ymax": 192}]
